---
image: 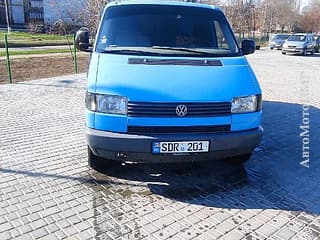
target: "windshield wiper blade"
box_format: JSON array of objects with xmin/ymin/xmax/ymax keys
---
[
  {"xmin": 100, "ymin": 48, "xmax": 159, "ymax": 55},
  {"xmin": 152, "ymin": 46, "xmax": 214, "ymax": 56}
]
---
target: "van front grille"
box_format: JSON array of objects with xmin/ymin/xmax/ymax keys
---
[
  {"xmin": 127, "ymin": 125, "xmax": 231, "ymax": 134},
  {"xmin": 127, "ymin": 102, "xmax": 231, "ymax": 117}
]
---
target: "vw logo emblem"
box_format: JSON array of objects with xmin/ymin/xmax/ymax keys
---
[{"xmin": 176, "ymin": 105, "xmax": 188, "ymax": 117}]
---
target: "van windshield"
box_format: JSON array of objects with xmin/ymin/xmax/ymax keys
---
[{"xmin": 96, "ymin": 4, "xmax": 240, "ymax": 57}]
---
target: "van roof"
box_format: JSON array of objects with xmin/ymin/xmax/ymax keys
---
[{"xmin": 105, "ymin": 0, "xmax": 220, "ymax": 11}]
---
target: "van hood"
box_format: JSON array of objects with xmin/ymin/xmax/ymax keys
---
[{"xmin": 91, "ymin": 53, "xmax": 261, "ymax": 102}]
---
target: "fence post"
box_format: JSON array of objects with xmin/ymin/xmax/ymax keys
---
[
  {"xmin": 4, "ymin": 34, "xmax": 13, "ymax": 84},
  {"xmin": 73, "ymin": 34, "xmax": 78, "ymax": 74}
]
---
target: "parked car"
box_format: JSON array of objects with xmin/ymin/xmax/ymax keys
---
[
  {"xmin": 76, "ymin": 1, "xmax": 263, "ymax": 169},
  {"xmin": 282, "ymin": 33, "xmax": 315, "ymax": 55},
  {"xmin": 314, "ymin": 35, "xmax": 320, "ymax": 53},
  {"xmin": 269, "ymin": 34, "xmax": 290, "ymax": 50}
]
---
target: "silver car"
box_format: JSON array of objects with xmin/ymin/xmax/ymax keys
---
[
  {"xmin": 269, "ymin": 34, "xmax": 289, "ymax": 50},
  {"xmin": 282, "ymin": 33, "xmax": 315, "ymax": 55}
]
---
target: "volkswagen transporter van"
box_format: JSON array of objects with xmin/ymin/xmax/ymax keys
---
[{"xmin": 76, "ymin": 1, "xmax": 263, "ymax": 169}]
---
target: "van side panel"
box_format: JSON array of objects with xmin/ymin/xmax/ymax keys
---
[
  {"xmin": 87, "ymin": 53, "xmax": 100, "ymax": 93},
  {"xmin": 86, "ymin": 53, "xmax": 100, "ymax": 129}
]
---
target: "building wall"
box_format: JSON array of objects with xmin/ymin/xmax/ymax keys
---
[
  {"xmin": 25, "ymin": 0, "xmax": 44, "ymax": 24},
  {"xmin": 11, "ymin": 0, "xmax": 24, "ymax": 24},
  {"xmin": 0, "ymin": 0, "xmax": 44, "ymax": 26},
  {"xmin": 0, "ymin": 0, "xmax": 84, "ymax": 28},
  {"xmin": 0, "ymin": 0, "xmax": 25, "ymax": 25},
  {"xmin": 0, "ymin": 0, "xmax": 6, "ymax": 25}
]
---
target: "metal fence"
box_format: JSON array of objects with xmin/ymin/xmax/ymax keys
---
[{"xmin": 0, "ymin": 33, "xmax": 89, "ymax": 84}]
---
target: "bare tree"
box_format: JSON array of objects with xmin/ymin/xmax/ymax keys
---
[
  {"xmin": 45, "ymin": 0, "xmax": 108, "ymax": 34},
  {"xmin": 299, "ymin": 0, "xmax": 320, "ymax": 32},
  {"xmin": 48, "ymin": 0, "xmax": 317, "ymax": 38},
  {"xmin": 257, "ymin": 0, "xmax": 300, "ymax": 33},
  {"xmin": 222, "ymin": 0, "xmax": 257, "ymax": 38},
  {"xmin": 83, "ymin": 0, "xmax": 109, "ymax": 32}
]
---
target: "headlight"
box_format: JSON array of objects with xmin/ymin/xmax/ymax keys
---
[
  {"xmin": 232, "ymin": 95, "xmax": 262, "ymax": 114},
  {"xmin": 86, "ymin": 92, "xmax": 127, "ymax": 115}
]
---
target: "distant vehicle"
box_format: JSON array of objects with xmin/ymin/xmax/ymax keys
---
[
  {"xmin": 314, "ymin": 35, "xmax": 320, "ymax": 53},
  {"xmin": 282, "ymin": 33, "xmax": 315, "ymax": 55},
  {"xmin": 269, "ymin": 34, "xmax": 290, "ymax": 50}
]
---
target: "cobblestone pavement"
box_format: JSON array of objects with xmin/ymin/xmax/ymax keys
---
[{"xmin": 0, "ymin": 50, "xmax": 320, "ymax": 240}]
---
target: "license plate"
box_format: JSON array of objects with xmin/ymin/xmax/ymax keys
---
[{"xmin": 152, "ymin": 141, "xmax": 209, "ymax": 154}]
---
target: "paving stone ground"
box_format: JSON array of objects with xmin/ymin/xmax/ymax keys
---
[{"xmin": 0, "ymin": 49, "xmax": 320, "ymax": 240}]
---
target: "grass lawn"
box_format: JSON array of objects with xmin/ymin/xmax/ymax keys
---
[
  {"xmin": 0, "ymin": 48, "xmax": 74, "ymax": 57},
  {"xmin": 0, "ymin": 31, "xmax": 73, "ymax": 47}
]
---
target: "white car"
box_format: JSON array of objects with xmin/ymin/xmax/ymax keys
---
[{"xmin": 282, "ymin": 33, "xmax": 315, "ymax": 55}]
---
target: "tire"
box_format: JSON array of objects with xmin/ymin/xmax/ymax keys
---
[
  {"xmin": 270, "ymin": 47, "xmax": 274, "ymax": 50},
  {"xmin": 88, "ymin": 146, "xmax": 120, "ymax": 171},
  {"xmin": 311, "ymin": 49, "xmax": 315, "ymax": 55},
  {"xmin": 303, "ymin": 48, "xmax": 307, "ymax": 56},
  {"xmin": 282, "ymin": 51, "xmax": 286, "ymax": 55},
  {"xmin": 88, "ymin": 146, "xmax": 102, "ymax": 170},
  {"xmin": 224, "ymin": 153, "xmax": 252, "ymax": 164}
]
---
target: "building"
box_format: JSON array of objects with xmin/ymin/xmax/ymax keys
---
[
  {"xmin": 0, "ymin": 0, "xmax": 83, "ymax": 29},
  {"xmin": 0, "ymin": 0, "xmax": 44, "ymax": 28}
]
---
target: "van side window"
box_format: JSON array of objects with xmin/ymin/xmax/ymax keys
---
[{"xmin": 214, "ymin": 20, "xmax": 229, "ymax": 49}]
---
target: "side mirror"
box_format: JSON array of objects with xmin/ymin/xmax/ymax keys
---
[
  {"xmin": 241, "ymin": 39, "xmax": 255, "ymax": 55},
  {"xmin": 75, "ymin": 27, "xmax": 92, "ymax": 52}
]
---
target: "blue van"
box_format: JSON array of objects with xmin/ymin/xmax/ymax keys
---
[{"xmin": 75, "ymin": 1, "xmax": 263, "ymax": 169}]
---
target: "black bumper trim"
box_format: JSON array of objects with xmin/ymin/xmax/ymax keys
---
[{"xmin": 86, "ymin": 126, "xmax": 263, "ymax": 163}]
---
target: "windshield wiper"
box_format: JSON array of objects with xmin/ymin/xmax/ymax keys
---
[
  {"xmin": 100, "ymin": 46, "xmax": 225, "ymax": 57},
  {"xmin": 100, "ymin": 48, "xmax": 160, "ymax": 56},
  {"xmin": 152, "ymin": 46, "xmax": 215, "ymax": 56}
]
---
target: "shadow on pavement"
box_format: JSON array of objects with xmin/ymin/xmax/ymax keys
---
[
  {"xmin": 90, "ymin": 100, "xmax": 320, "ymax": 215},
  {"xmin": 1, "ymin": 101, "xmax": 318, "ymax": 216},
  {"xmin": 16, "ymin": 79, "xmax": 85, "ymax": 90}
]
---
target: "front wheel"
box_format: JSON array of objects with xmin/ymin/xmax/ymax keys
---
[
  {"xmin": 88, "ymin": 146, "xmax": 120, "ymax": 171},
  {"xmin": 88, "ymin": 146, "xmax": 101, "ymax": 170},
  {"xmin": 310, "ymin": 49, "xmax": 315, "ymax": 55},
  {"xmin": 303, "ymin": 48, "xmax": 307, "ymax": 56},
  {"xmin": 282, "ymin": 51, "xmax": 286, "ymax": 55},
  {"xmin": 224, "ymin": 153, "xmax": 252, "ymax": 164}
]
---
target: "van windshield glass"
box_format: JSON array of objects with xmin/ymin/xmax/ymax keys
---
[{"xmin": 96, "ymin": 4, "xmax": 240, "ymax": 57}]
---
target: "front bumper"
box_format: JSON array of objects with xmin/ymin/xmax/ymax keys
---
[
  {"xmin": 282, "ymin": 47, "xmax": 304, "ymax": 54},
  {"xmin": 269, "ymin": 43, "xmax": 282, "ymax": 49},
  {"xmin": 87, "ymin": 126, "xmax": 263, "ymax": 163}
]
